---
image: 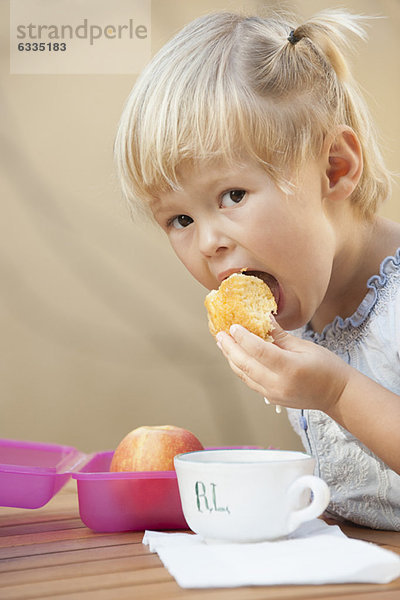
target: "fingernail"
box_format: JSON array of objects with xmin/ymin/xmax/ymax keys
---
[
  {"xmin": 229, "ymin": 324, "xmax": 242, "ymax": 337},
  {"xmin": 216, "ymin": 340, "xmax": 223, "ymax": 351}
]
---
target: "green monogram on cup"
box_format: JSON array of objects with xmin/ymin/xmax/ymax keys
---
[{"xmin": 195, "ymin": 481, "xmax": 230, "ymax": 514}]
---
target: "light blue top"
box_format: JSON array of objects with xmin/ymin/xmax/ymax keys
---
[{"xmin": 287, "ymin": 249, "xmax": 400, "ymax": 530}]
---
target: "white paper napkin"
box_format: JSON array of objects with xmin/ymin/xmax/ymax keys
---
[{"xmin": 143, "ymin": 519, "xmax": 400, "ymax": 588}]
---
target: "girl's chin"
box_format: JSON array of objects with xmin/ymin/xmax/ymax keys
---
[{"xmin": 276, "ymin": 310, "xmax": 308, "ymax": 332}]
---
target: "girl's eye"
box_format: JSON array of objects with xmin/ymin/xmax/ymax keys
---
[
  {"xmin": 170, "ymin": 214, "xmax": 193, "ymax": 229},
  {"xmin": 221, "ymin": 189, "xmax": 246, "ymax": 207}
]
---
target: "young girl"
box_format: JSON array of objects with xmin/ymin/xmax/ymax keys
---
[{"xmin": 115, "ymin": 10, "xmax": 400, "ymax": 530}]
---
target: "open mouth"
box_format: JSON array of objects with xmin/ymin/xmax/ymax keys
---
[{"xmin": 243, "ymin": 270, "xmax": 280, "ymax": 308}]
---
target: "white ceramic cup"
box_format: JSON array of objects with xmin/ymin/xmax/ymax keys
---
[{"xmin": 174, "ymin": 449, "xmax": 330, "ymax": 543}]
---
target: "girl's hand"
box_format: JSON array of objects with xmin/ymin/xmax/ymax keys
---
[
  {"xmin": 216, "ymin": 318, "xmax": 351, "ymax": 414},
  {"xmin": 217, "ymin": 318, "xmax": 400, "ymax": 473}
]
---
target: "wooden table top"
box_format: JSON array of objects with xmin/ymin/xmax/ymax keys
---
[{"xmin": 1, "ymin": 480, "xmax": 400, "ymax": 600}]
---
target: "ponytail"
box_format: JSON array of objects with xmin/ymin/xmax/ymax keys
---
[
  {"xmin": 279, "ymin": 10, "xmax": 390, "ymax": 217},
  {"xmin": 285, "ymin": 10, "xmax": 369, "ymax": 80}
]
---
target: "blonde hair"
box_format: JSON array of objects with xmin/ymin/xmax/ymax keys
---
[{"xmin": 115, "ymin": 9, "xmax": 391, "ymax": 220}]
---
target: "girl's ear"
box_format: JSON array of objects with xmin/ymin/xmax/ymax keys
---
[{"xmin": 322, "ymin": 127, "xmax": 363, "ymax": 201}]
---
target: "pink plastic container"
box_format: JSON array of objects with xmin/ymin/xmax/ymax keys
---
[
  {"xmin": 0, "ymin": 438, "xmax": 87, "ymax": 509},
  {"xmin": 73, "ymin": 451, "xmax": 188, "ymax": 532},
  {"xmin": 0, "ymin": 438, "xmax": 260, "ymax": 532}
]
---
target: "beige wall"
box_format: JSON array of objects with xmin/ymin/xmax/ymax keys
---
[{"xmin": 1, "ymin": 0, "xmax": 399, "ymax": 453}]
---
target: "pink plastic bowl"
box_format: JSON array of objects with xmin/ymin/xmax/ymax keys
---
[{"xmin": 73, "ymin": 451, "xmax": 188, "ymax": 532}]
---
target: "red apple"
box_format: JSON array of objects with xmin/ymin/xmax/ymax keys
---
[{"xmin": 109, "ymin": 425, "xmax": 204, "ymax": 472}]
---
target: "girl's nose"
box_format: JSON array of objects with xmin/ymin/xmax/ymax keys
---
[{"xmin": 197, "ymin": 221, "xmax": 231, "ymax": 257}]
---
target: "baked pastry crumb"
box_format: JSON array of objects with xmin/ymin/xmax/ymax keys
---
[{"xmin": 205, "ymin": 272, "xmax": 277, "ymax": 341}]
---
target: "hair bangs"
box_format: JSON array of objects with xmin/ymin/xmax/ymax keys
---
[{"xmin": 115, "ymin": 10, "xmax": 392, "ymax": 221}]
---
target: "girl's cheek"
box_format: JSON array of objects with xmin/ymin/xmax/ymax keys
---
[{"xmin": 169, "ymin": 233, "xmax": 187, "ymax": 257}]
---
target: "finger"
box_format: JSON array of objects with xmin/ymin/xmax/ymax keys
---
[
  {"xmin": 226, "ymin": 355, "xmax": 270, "ymax": 396},
  {"xmin": 216, "ymin": 330, "xmax": 277, "ymax": 391},
  {"xmin": 228, "ymin": 321, "xmax": 302, "ymax": 357},
  {"xmin": 228, "ymin": 324, "xmax": 284, "ymax": 367},
  {"xmin": 226, "ymin": 353, "xmax": 282, "ymax": 405},
  {"xmin": 269, "ymin": 316, "xmax": 300, "ymax": 351}
]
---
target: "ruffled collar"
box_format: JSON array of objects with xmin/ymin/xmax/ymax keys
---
[{"xmin": 302, "ymin": 248, "xmax": 400, "ymax": 344}]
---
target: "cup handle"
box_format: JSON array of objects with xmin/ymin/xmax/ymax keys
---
[{"xmin": 287, "ymin": 475, "xmax": 330, "ymax": 531}]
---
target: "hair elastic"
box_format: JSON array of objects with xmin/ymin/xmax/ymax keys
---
[{"xmin": 287, "ymin": 29, "xmax": 301, "ymax": 45}]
